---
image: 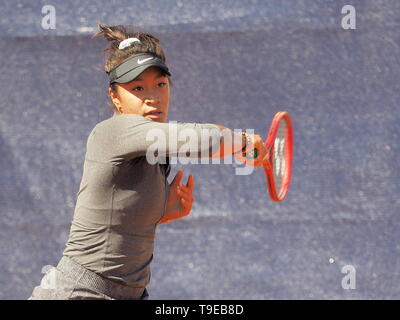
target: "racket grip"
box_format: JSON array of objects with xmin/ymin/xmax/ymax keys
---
[{"xmin": 245, "ymin": 148, "xmax": 258, "ymax": 159}]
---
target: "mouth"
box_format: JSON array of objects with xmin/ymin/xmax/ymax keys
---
[{"xmin": 145, "ymin": 111, "xmax": 163, "ymax": 119}]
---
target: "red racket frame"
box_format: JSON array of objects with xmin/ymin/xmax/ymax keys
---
[{"xmin": 263, "ymin": 111, "xmax": 293, "ymax": 202}]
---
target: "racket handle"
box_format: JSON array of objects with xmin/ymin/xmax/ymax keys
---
[{"xmin": 245, "ymin": 148, "xmax": 258, "ymax": 159}]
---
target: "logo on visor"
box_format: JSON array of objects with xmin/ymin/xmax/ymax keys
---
[{"xmin": 137, "ymin": 57, "xmax": 154, "ymax": 64}]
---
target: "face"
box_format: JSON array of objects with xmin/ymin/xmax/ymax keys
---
[{"xmin": 109, "ymin": 66, "xmax": 170, "ymax": 123}]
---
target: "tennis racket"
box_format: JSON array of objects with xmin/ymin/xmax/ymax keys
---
[{"xmin": 246, "ymin": 111, "xmax": 294, "ymax": 202}]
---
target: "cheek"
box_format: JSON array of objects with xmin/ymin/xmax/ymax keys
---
[
  {"xmin": 162, "ymin": 90, "xmax": 170, "ymax": 103},
  {"xmin": 123, "ymin": 92, "xmax": 143, "ymax": 105}
]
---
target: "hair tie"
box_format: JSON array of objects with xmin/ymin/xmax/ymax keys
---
[{"xmin": 118, "ymin": 37, "xmax": 140, "ymax": 50}]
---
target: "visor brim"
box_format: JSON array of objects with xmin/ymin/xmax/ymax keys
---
[{"xmin": 111, "ymin": 62, "xmax": 171, "ymax": 84}]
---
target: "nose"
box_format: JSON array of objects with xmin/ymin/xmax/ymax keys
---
[
  {"xmin": 144, "ymin": 97, "xmax": 160, "ymax": 104},
  {"xmin": 144, "ymin": 98, "xmax": 161, "ymax": 108},
  {"xmin": 143, "ymin": 94, "xmax": 161, "ymax": 105}
]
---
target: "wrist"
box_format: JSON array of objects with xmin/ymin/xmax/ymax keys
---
[{"xmin": 234, "ymin": 131, "xmax": 252, "ymax": 154}]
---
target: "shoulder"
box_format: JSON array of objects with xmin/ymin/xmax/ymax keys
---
[
  {"xmin": 93, "ymin": 114, "xmax": 153, "ymax": 134},
  {"xmin": 84, "ymin": 115, "xmax": 150, "ymax": 152},
  {"xmin": 97, "ymin": 113, "xmax": 148, "ymax": 128}
]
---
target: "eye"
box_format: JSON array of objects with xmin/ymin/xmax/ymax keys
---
[
  {"xmin": 132, "ymin": 86, "xmax": 144, "ymax": 91},
  {"xmin": 157, "ymin": 82, "xmax": 167, "ymax": 88}
]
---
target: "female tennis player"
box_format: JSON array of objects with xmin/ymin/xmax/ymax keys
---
[{"xmin": 28, "ymin": 23, "xmax": 268, "ymax": 300}]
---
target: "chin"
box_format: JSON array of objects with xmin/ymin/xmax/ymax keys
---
[{"xmin": 146, "ymin": 117, "xmax": 165, "ymax": 123}]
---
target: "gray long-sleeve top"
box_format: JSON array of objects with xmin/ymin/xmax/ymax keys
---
[{"xmin": 63, "ymin": 114, "xmax": 221, "ymax": 288}]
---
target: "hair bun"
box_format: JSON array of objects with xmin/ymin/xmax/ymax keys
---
[{"xmin": 93, "ymin": 23, "xmax": 126, "ymax": 44}]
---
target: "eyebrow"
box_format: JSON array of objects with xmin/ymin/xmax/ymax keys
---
[{"xmin": 132, "ymin": 72, "xmax": 167, "ymax": 82}]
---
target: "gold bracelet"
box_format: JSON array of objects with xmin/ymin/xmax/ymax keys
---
[{"xmin": 234, "ymin": 132, "xmax": 251, "ymax": 154}]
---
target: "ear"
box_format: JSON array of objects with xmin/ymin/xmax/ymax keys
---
[
  {"xmin": 108, "ymin": 87, "xmax": 122, "ymax": 113},
  {"xmin": 108, "ymin": 87, "xmax": 118, "ymax": 103}
]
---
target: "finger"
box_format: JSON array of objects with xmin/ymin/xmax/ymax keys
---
[
  {"xmin": 244, "ymin": 146, "xmax": 267, "ymax": 166},
  {"xmin": 262, "ymin": 153, "xmax": 272, "ymax": 169},
  {"xmin": 178, "ymin": 184, "xmax": 196, "ymax": 199},
  {"xmin": 177, "ymin": 185, "xmax": 194, "ymax": 198},
  {"xmin": 233, "ymin": 151, "xmax": 247, "ymax": 165},
  {"xmin": 180, "ymin": 198, "xmax": 192, "ymax": 214},
  {"xmin": 244, "ymin": 156, "xmax": 260, "ymax": 167},
  {"xmin": 170, "ymin": 170, "xmax": 183, "ymax": 187},
  {"xmin": 255, "ymin": 147, "xmax": 268, "ymax": 166},
  {"xmin": 177, "ymin": 188, "xmax": 194, "ymax": 202},
  {"xmin": 250, "ymin": 156, "xmax": 264, "ymax": 167},
  {"xmin": 186, "ymin": 174, "xmax": 195, "ymax": 190},
  {"xmin": 178, "ymin": 183, "xmax": 192, "ymax": 193}
]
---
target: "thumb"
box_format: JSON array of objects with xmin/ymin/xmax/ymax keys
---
[{"xmin": 170, "ymin": 170, "xmax": 183, "ymax": 187}]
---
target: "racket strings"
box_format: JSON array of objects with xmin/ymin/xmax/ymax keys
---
[{"xmin": 273, "ymin": 121, "xmax": 287, "ymax": 193}]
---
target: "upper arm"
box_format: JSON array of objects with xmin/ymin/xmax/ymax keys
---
[{"xmin": 95, "ymin": 114, "xmax": 222, "ymax": 163}]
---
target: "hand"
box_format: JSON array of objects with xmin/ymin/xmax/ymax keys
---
[
  {"xmin": 234, "ymin": 133, "xmax": 269, "ymax": 167},
  {"xmin": 159, "ymin": 170, "xmax": 195, "ymax": 224}
]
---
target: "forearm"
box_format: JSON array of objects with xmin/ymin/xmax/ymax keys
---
[{"xmin": 211, "ymin": 125, "xmax": 247, "ymax": 158}]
